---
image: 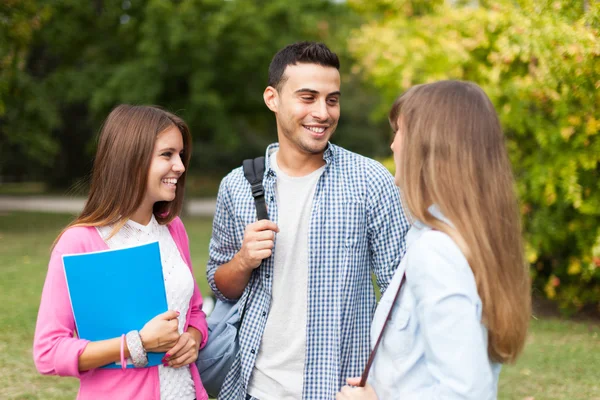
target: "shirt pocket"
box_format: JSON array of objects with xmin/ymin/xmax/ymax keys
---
[
  {"xmin": 381, "ymin": 306, "xmax": 414, "ymax": 359},
  {"xmin": 341, "ymin": 201, "xmax": 367, "ymax": 248}
]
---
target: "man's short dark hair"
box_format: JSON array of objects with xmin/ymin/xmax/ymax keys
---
[{"xmin": 268, "ymin": 42, "xmax": 340, "ymax": 91}]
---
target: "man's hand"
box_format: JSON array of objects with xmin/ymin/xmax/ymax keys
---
[
  {"xmin": 236, "ymin": 219, "xmax": 279, "ymax": 272},
  {"xmin": 213, "ymin": 219, "xmax": 279, "ymax": 299}
]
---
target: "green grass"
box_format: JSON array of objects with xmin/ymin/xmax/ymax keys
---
[
  {"xmin": 499, "ymin": 318, "xmax": 600, "ymax": 400},
  {"xmin": 0, "ymin": 211, "xmax": 598, "ymax": 399}
]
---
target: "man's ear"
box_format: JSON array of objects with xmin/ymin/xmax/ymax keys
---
[{"xmin": 263, "ymin": 86, "xmax": 279, "ymax": 113}]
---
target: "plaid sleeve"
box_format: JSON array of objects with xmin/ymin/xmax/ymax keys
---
[
  {"xmin": 366, "ymin": 163, "xmax": 410, "ymax": 294},
  {"xmin": 206, "ymin": 175, "xmax": 240, "ymax": 302}
]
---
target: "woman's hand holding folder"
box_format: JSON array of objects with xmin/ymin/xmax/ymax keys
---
[
  {"xmin": 163, "ymin": 326, "xmax": 202, "ymax": 368},
  {"xmin": 76, "ymin": 310, "xmax": 180, "ymax": 372},
  {"xmin": 139, "ymin": 310, "xmax": 181, "ymax": 352}
]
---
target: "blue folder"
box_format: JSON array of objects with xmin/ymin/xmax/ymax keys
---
[{"xmin": 63, "ymin": 241, "xmax": 168, "ymax": 369}]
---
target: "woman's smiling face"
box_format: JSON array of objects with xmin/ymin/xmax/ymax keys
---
[{"xmin": 143, "ymin": 126, "xmax": 186, "ymax": 206}]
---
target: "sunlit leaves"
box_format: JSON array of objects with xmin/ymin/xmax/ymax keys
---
[{"xmin": 350, "ymin": 0, "xmax": 600, "ymax": 312}]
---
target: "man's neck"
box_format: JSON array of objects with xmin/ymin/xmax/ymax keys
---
[{"xmin": 275, "ymin": 144, "xmax": 326, "ymax": 177}]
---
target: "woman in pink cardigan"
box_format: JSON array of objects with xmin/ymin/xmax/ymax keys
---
[{"xmin": 33, "ymin": 105, "xmax": 209, "ymax": 400}]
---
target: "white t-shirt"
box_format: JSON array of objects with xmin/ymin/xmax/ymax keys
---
[{"xmin": 247, "ymin": 151, "xmax": 325, "ymax": 400}]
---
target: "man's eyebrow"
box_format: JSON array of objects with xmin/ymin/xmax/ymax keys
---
[
  {"xmin": 294, "ymin": 89, "xmax": 342, "ymax": 97},
  {"xmin": 295, "ymin": 88, "xmax": 319, "ymax": 94}
]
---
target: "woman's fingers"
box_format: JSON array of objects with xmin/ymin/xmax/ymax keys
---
[
  {"xmin": 346, "ymin": 376, "xmax": 361, "ymax": 386},
  {"xmin": 336, "ymin": 383, "xmax": 378, "ymax": 400},
  {"xmin": 164, "ymin": 334, "xmax": 188, "ymax": 360},
  {"xmin": 165, "ymin": 341, "xmax": 197, "ymax": 368},
  {"xmin": 169, "ymin": 351, "xmax": 197, "ymax": 368},
  {"xmin": 140, "ymin": 310, "xmax": 180, "ymax": 352},
  {"xmin": 154, "ymin": 340, "xmax": 179, "ymax": 353},
  {"xmin": 157, "ymin": 310, "xmax": 180, "ymax": 321},
  {"xmin": 163, "ymin": 332, "xmax": 198, "ymax": 368}
]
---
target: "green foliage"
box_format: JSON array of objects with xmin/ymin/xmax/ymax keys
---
[
  {"xmin": 1, "ymin": 0, "xmax": 386, "ymax": 187},
  {"xmin": 86, "ymin": 0, "xmax": 352, "ymax": 171},
  {"xmin": 349, "ymin": 0, "xmax": 600, "ymax": 312},
  {"xmin": 0, "ymin": 1, "xmax": 58, "ymax": 179}
]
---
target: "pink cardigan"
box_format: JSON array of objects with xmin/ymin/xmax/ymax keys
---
[{"xmin": 33, "ymin": 217, "xmax": 209, "ymax": 400}]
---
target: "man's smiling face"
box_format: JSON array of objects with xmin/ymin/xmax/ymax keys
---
[{"xmin": 272, "ymin": 63, "xmax": 341, "ymax": 155}]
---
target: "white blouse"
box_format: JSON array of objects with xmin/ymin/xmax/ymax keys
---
[{"xmin": 97, "ymin": 215, "xmax": 196, "ymax": 400}]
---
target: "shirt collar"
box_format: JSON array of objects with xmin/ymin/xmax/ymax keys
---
[
  {"xmin": 412, "ymin": 204, "xmax": 454, "ymax": 230},
  {"xmin": 405, "ymin": 205, "xmax": 452, "ymax": 249},
  {"xmin": 428, "ymin": 204, "xmax": 453, "ymax": 227},
  {"xmin": 264, "ymin": 142, "xmax": 336, "ymax": 175}
]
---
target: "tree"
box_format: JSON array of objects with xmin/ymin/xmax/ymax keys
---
[
  {"xmin": 348, "ymin": 0, "xmax": 600, "ymax": 311},
  {"xmin": 1, "ymin": 0, "xmax": 387, "ymax": 188},
  {"xmin": 0, "ymin": 0, "xmax": 56, "ymax": 181}
]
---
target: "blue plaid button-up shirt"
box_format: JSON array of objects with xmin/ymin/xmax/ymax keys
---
[{"xmin": 207, "ymin": 143, "xmax": 409, "ymax": 400}]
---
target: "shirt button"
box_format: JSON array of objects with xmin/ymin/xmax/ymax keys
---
[
  {"xmin": 270, "ymin": 196, "xmax": 274, "ymax": 202},
  {"xmin": 262, "ymin": 311, "xmax": 266, "ymax": 317},
  {"xmin": 266, "ymin": 273, "xmax": 270, "ymax": 279},
  {"xmin": 251, "ymin": 349, "xmax": 256, "ymax": 354}
]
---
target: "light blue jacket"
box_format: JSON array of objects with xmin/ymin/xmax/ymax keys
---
[{"xmin": 368, "ymin": 207, "xmax": 501, "ymax": 399}]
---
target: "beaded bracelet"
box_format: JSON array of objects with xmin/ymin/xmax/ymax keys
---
[
  {"xmin": 120, "ymin": 333, "xmax": 126, "ymax": 370},
  {"xmin": 126, "ymin": 330, "xmax": 148, "ymax": 368}
]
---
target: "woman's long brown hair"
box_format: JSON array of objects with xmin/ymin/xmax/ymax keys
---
[
  {"xmin": 54, "ymin": 105, "xmax": 192, "ymax": 246},
  {"xmin": 390, "ymin": 80, "xmax": 530, "ymax": 364}
]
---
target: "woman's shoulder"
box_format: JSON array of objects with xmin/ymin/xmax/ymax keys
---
[
  {"xmin": 407, "ymin": 229, "xmax": 471, "ymax": 280},
  {"xmin": 411, "ymin": 226, "xmax": 464, "ymax": 253},
  {"xmin": 167, "ymin": 215, "xmax": 183, "ymax": 228},
  {"xmin": 53, "ymin": 225, "xmax": 104, "ymax": 255},
  {"xmin": 166, "ymin": 216, "xmax": 189, "ymax": 242},
  {"xmin": 166, "ymin": 216, "xmax": 185, "ymax": 233},
  {"xmin": 404, "ymin": 229, "xmax": 480, "ymax": 302}
]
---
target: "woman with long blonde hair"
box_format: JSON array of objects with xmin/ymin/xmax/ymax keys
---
[
  {"xmin": 337, "ymin": 80, "xmax": 530, "ymax": 399},
  {"xmin": 34, "ymin": 105, "xmax": 209, "ymax": 400}
]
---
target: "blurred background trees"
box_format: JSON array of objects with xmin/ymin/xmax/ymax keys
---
[
  {"xmin": 347, "ymin": 0, "xmax": 600, "ymax": 312},
  {"xmin": 1, "ymin": 0, "xmax": 599, "ymax": 311},
  {"xmin": 0, "ymin": 0, "xmax": 389, "ymax": 188}
]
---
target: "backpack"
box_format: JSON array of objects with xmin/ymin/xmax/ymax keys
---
[{"xmin": 196, "ymin": 156, "xmax": 268, "ymax": 398}]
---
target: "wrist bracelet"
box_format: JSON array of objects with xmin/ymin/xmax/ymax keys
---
[
  {"xmin": 120, "ymin": 334, "xmax": 126, "ymax": 370},
  {"xmin": 126, "ymin": 330, "xmax": 148, "ymax": 368}
]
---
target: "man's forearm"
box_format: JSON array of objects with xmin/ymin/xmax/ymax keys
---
[
  {"xmin": 213, "ymin": 219, "xmax": 278, "ymax": 299},
  {"xmin": 214, "ymin": 253, "xmax": 254, "ymax": 299}
]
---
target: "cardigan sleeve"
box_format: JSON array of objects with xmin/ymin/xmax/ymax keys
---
[
  {"xmin": 33, "ymin": 230, "xmax": 91, "ymax": 378},
  {"xmin": 170, "ymin": 217, "xmax": 209, "ymax": 349},
  {"xmin": 188, "ymin": 278, "xmax": 209, "ymax": 350}
]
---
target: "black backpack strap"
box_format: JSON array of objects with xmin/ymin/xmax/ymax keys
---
[
  {"xmin": 242, "ymin": 156, "xmax": 269, "ymax": 220},
  {"xmin": 240, "ymin": 156, "xmax": 269, "ymax": 322}
]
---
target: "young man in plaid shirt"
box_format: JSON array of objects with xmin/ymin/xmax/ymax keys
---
[{"xmin": 207, "ymin": 42, "xmax": 409, "ymax": 400}]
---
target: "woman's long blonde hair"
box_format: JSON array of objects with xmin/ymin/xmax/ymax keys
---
[
  {"xmin": 390, "ymin": 80, "xmax": 530, "ymax": 364},
  {"xmin": 54, "ymin": 105, "xmax": 191, "ymax": 246}
]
